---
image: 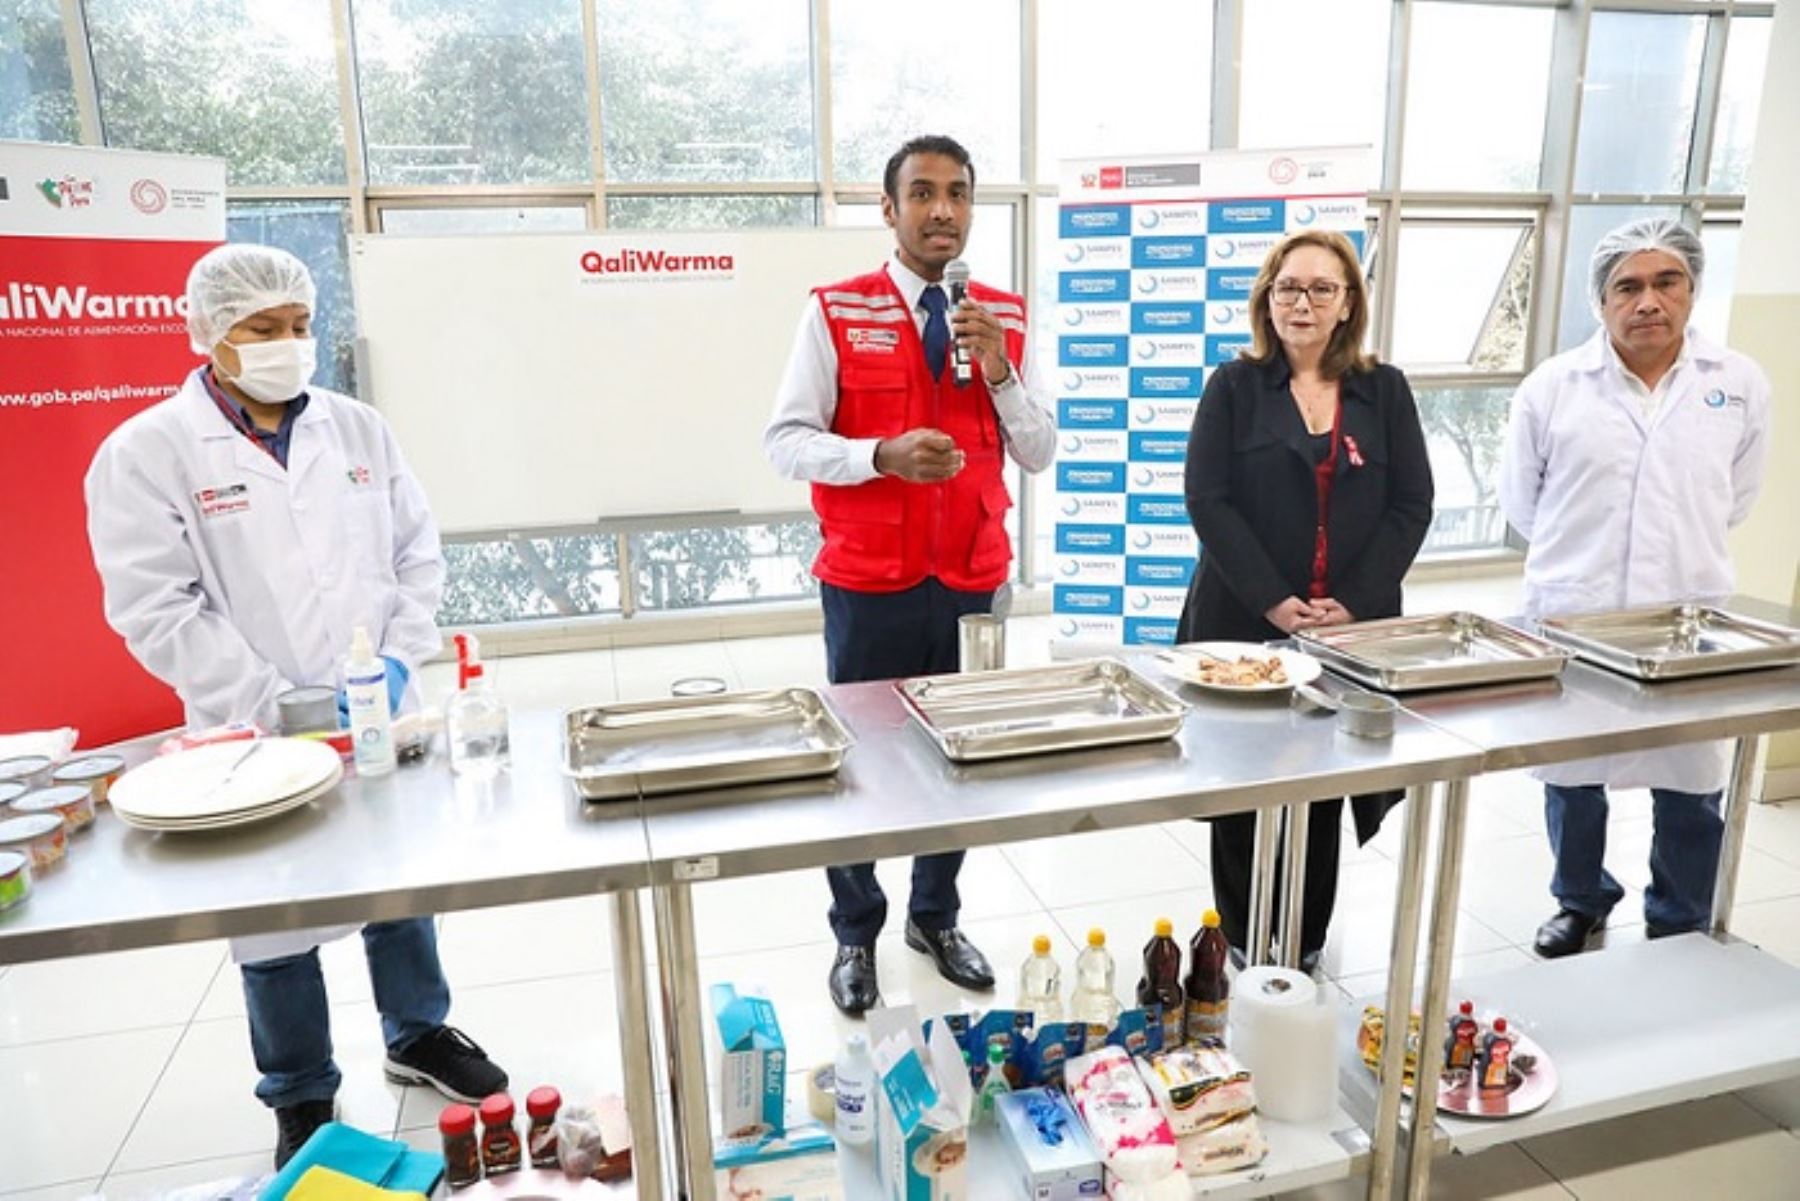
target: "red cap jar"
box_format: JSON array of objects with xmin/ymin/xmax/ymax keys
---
[
  {"xmin": 525, "ymin": 1086, "xmax": 562, "ymax": 1168},
  {"xmin": 478, "ymin": 1093, "xmax": 521, "ymax": 1175},
  {"xmin": 437, "ymin": 1103, "xmax": 480, "ymax": 1188}
]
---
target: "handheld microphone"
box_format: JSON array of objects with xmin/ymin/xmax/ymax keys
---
[{"xmin": 944, "ymin": 258, "xmax": 973, "ymax": 387}]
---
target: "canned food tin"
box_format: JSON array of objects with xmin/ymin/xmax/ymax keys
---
[
  {"xmin": 0, "ymin": 755, "xmax": 53, "ymax": 790},
  {"xmin": 1336, "ymin": 692, "xmax": 1399, "ymax": 740},
  {"xmin": 0, "ymin": 813, "xmax": 68, "ymax": 870},
  {"xmin": 12, "ymin": 785, "xmax": 96, "ymax": 833},
  {"xmin": 51, "ymin": 754, "xmax": 127, "ymax": 806},
  {"xmin": 0, "ymin": 781, "xmax": 26, "ymax": 816},
  {"xmin": 0, "ymin": 850, "xmax": 31, "ymax": 913}
]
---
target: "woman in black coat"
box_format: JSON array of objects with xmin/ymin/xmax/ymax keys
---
[{"xmin": 1177, "ymin": 229, "xmax": 1434, "ymax": 969}]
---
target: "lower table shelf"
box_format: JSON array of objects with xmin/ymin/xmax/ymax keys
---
[
  {"xmin": 831, "ymin": 1100, "xmax": 1364, "ymax": 1199},
  {"xmin": 1337, "ymin": 934, "xmax": 1800, "ymax": 1160}
]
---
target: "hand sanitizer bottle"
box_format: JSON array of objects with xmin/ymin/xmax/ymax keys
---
[
  {"xmin": 346, "ymin": 625, "xmax": 396, "ymax": 776},
  {"xmin": 447, "ymin": 632, "xmax": 510, "ymax": 777}
]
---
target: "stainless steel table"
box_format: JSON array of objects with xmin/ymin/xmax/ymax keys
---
[
  {"xmin": 0, "ymin": 710, "xmax": 666, "ymax": 1199},
  {"xmin": 1379, "ymin": 599, "xmax": 1800, "ymax": 1201},
  {"xmin": 640, "ymin": 665, "xmax": 1489, "ymax": 1200}
]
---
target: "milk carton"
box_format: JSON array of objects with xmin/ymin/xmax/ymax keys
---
[
  {"xmin": 868, "ymin": 1004, "xmax": 974, "ymax": 1201},
  {"xmin": 709, "ymin": 983, "xmax": 787, "ymax": 1142}
]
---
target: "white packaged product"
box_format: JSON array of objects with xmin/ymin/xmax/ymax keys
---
[
  {"xmin": 1177, "ymin": 1112, "xmax": 1269, "ymax": 1176},
  {"xmin": 1064, "ymin": 1046, "xmax": 1180, "ymax": 1186},
  {"xmin": 1229, "ymin": 966, "xmax": 1338, "ymax": 1123},
  {"xmin": 1138, "ymin": 1042, "xmax": 1256, "ymax": 1135}
]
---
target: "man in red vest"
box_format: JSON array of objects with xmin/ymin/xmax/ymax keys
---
[{"xmin": 766, "ymin": 135, "xmax": 1055, "ymax": 1015}]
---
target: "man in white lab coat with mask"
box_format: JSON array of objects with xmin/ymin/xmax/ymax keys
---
[
  {"xmin": 84, "ymin": 244, "xmax": 506, "ymax": 1166},
  {"xmin": 1500, "ymin": 217, "xmax": 1771, "ymax": 959}
]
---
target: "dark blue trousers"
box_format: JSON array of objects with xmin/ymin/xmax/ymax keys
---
[{"xmin": 821, "ymin": 579, "xmax": 994, "ymax": 946}]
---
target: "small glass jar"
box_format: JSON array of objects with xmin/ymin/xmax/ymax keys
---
[
  {"xmin": 0, "ymin": 756, "xmax": 52, "ymax": 791},
  {"xmin": 525, "ymin": 1086, "xmax": 562, "ymax": 1169},
  {"xmin": 0, "ymin": 814, "xmax": 67, "ymax": 870},
  {"xmin": 478, "ymin": 1093, "xmax": 522, "ymax": 1176},
  {"xmin": 51, "ymin": 754, "xmax": 126, "ymax": 807},
  {"xmin": 438, "ymin": 1103, "xmax": 482, "ymax": 1188},
  {"xmin": 13, "ymin": 786, "xmax": 96, "ymax": 834},
  {"xmin": 0, "ymin": 850, "xmax": 32, "ymax": 913}
]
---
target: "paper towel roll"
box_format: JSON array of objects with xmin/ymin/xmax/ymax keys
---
[{"xmin": 1228, "ymin": 966, "xmax": 1337, "ymax": 1123}]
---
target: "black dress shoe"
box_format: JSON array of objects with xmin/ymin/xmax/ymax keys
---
[
  {"xmin": 903, "ymin": 920, "xmax": 995, "ymax": 990},
  {"xmin": 1646, "ymin": 922, "xmax": 1701, "ymax": 940},
  {"xmin": 829, "ymin": 944, "xmax": 880, "ymax": 1016},
  {"xmin": 1533, "ymin": 908, "xmax": 1606, "ymax": 959},
  {"xmin": 273, "ymin": 1098, "xmax": 336, "ymax": 1169}
]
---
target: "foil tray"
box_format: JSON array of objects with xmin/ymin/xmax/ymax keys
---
[
  {"xmin": 896, "ymin": 659, "xmax": 1187, "ymax": 763},
  {"xmin": 562, "ymin": 688, "xmax": 853, "ymax": 801},
  {"xmin": 1537, "ymin": 604, "xmax": 1800, "ymax": 681},
  {"xmin": 1296, "ymin": 612, "xmax": 1570, "ymax": 693}
]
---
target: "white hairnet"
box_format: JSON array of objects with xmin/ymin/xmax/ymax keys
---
[
  {"xmin": 1589, "ymin": 217, "xmax": 1704, "ymax": 314},
  {"xmin": 185, "ymin": 243, "xmax": 316, "ymax": 354}
]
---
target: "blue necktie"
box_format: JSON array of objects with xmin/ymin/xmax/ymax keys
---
[{"xmin": 920, "ymin": 284, "xmax": 949, "ymax": 380}]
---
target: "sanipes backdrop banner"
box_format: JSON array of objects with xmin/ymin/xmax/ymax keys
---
[
  {"xmin": 0, "ymin": 142, "xmax": 226, "ymax": 745},
  {"xmin": 1052, "ymin": 146, "xmax": 1372, "ymax": 647}
]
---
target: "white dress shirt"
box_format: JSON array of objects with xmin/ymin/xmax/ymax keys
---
[
  {"xmin": 1604, "ymin": 333, "xmax": 1692, "ymax": 422},
  {"xmin": 764, "ymin": 255, "xmax": 1056, "ymax": 485}
]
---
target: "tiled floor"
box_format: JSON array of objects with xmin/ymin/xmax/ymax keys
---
[{"xmin": 7, "ymin": 576, "xmax": 1800, "ymax": 1199}]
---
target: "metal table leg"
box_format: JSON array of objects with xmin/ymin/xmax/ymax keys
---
[
  {"xmin": 1711, "ymin": 734, "xmax": 1768, "ymax": 938},
  {"xmin": 1248, "ymin": 806, "xmax": 1282, "ymax": 966},
  {"xmin": 1404, "ymin": 777, "xmax": 1471, "ymax": 1201},
  {"xmin": 654, "ymin": 881, "xmax": 716, "ymax": 1201},
  {"xmin": 608, "ymin": 889, "xmax": 664, "ymax": 1201},
  {"xmin": 1367, "ymin": 783, "xmax": 1434, "ymax": 1201},
  {"xmin": 1278, "ymin": 800, "xmax": 1312, "ymax": 971}
]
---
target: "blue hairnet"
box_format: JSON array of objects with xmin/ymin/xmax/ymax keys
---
[
  {"xmin": 1589, "ymin": 218, "xmax": 1704, "ymax": 315},
  {"xmin": 185, "ymin": 243, "xmax": 316, "ymax": 354}
]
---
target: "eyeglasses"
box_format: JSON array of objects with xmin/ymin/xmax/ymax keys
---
[{"xmin": 1270, "ymin": 280, "xmax": 1345, "ymax": 307}]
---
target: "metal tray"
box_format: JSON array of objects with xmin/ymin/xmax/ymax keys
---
[
  {"xmin": 1295, "ymin": 612, "xmax": 1570, "ymax": 693},
  {"xmin": 896, "ymin": 659, "xmax": 1187, "ymax": 763},
  {"xmin": 1537, "ymin": 605, "xmax": 1800, "ymax": 681},
  {"xmin": 561, "ymin": 688, "xmax": 853, "ymax": 800}
]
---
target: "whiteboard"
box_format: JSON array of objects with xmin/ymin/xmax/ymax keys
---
[{"xmin": 349, "ymin": 227, "xmax": 895, "ymax": 532}]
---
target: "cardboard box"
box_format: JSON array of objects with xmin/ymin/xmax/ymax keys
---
[
  {"xmin": 868, "ymin": 1004, "xmax": 973, "ymax": 1201},
  {"xmin": 995, "ymin": 1089, "xmax": 1104, "ymax": 1201},
  {"xmin": 710, "ymin": 983, "xmax": 787, "ymax": 1141}
]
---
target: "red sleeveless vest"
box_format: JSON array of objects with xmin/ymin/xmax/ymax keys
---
[{"xmin": 811, "ymin": 268, "xmax": 1028, "ymax": 593}]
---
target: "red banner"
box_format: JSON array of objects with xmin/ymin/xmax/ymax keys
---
[{"xmin": 0, "ymin": 144, "xmax": 225, "ymax": 746}]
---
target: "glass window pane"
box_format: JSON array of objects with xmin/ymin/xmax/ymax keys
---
[
  {"xmin": 1239, "ymin": 0, "xmax": 1390, "ymax": 176},
  {"xmin": 597, "ymin": 0, "xmax": 813, "ymax": 183},
  {"xmin": 1415, "ymin": 384, "xmax": 1512, "ymax": 555},
  {"xmin": 1556, "ymin": 203, "xmax": 1681, "ymax": 352},
  {"xmin": 1693, "ymin": 222, "xmax": 1739, "ymax": 341},
  {"xmin": 354, "ymin": 0, "xmax": 589, "ymax": 185},
  {"xmin": 632, "ymin": 520, "xmax": 819, "ymax": 612},
  {"xmin": 379, "ymin": 205, "xmax": 588, "ymax": 234},
  {"xmin": 1402, "ymin": 3, "xmax": 1553, "ymax": 191},
  {"xmin": 1037, "ymin": 0, "xmax": 1209, "ymax": 177},
  {"xmin": 836, "ymin": 202, "xmax": 1015, "ymax": 289},
  {"xmin": 88, "ymin": 0, "xmax": 345, "ymax": 185},
  {"xmin": 606, "ymin": 194, "xmax": 816, "ymax": 229},
  {"xmin": 1708, "ymin": 17, "xmax": 1771, "ymax": 194},
  {"xmin": 1573, "ymin": 12, "xmax": 1706, "ymax": 195},
  {"xmin": 0, "ymin": 0, "xmax": 78, "ymax": 142},
  {"xmin": 1391, "ymin": 219, "xmax": 1534, "ymax": 373},
  {"xmin": 441, "ymin": 533, "xmax": 621, "ymax": 626},
  {"xmin": 830, "ymin": 2, "xmax": 1021, "ymax": 184},
  {"xmin": 226, "ymin": 200, "xmax": 356, "ymax": 394}
]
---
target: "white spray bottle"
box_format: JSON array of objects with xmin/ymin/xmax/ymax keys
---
[{"xmin": 447, "ymin": 632, "xmax": 510, "ymax": 777}]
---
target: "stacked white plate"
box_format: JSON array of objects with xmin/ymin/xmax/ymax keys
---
[{"xmin": 110, "ymin": 738, "xmax": 344, "ymax": 832}]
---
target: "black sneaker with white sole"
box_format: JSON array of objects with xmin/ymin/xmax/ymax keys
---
[
  {"xmin": 274, "ymin": 1098, "xmax": 337, "ymax": 1169},
  {"xmin": 383, "ymin": 1025, "xmax": 508, "ymax": 1103}
]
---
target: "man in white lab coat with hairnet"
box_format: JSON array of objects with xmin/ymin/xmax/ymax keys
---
[
  {"xmin": 1500, "ymin": 216, "xmax": 1771, "ymax": 960},
  {"xmin": 84, "ymin": 244, "xmax": 507, "ymax": 1167}
]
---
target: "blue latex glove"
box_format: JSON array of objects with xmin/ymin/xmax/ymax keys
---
[
  {"xmin": 333, "ymin": 657, "xmax": 411, "ymax": 723},
  {"xmin": 382, "ymin": 656, "xmax": 410, "ymax": 716}
]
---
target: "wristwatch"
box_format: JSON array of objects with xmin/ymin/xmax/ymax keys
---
[{"xmin": 985, "ymin": 360, "xmax": 1015, "ymax": 389}]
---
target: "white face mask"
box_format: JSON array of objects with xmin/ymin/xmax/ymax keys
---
[{"xmin": 218, "ymin": 337, "xmax": 317, "ymax": 404}]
